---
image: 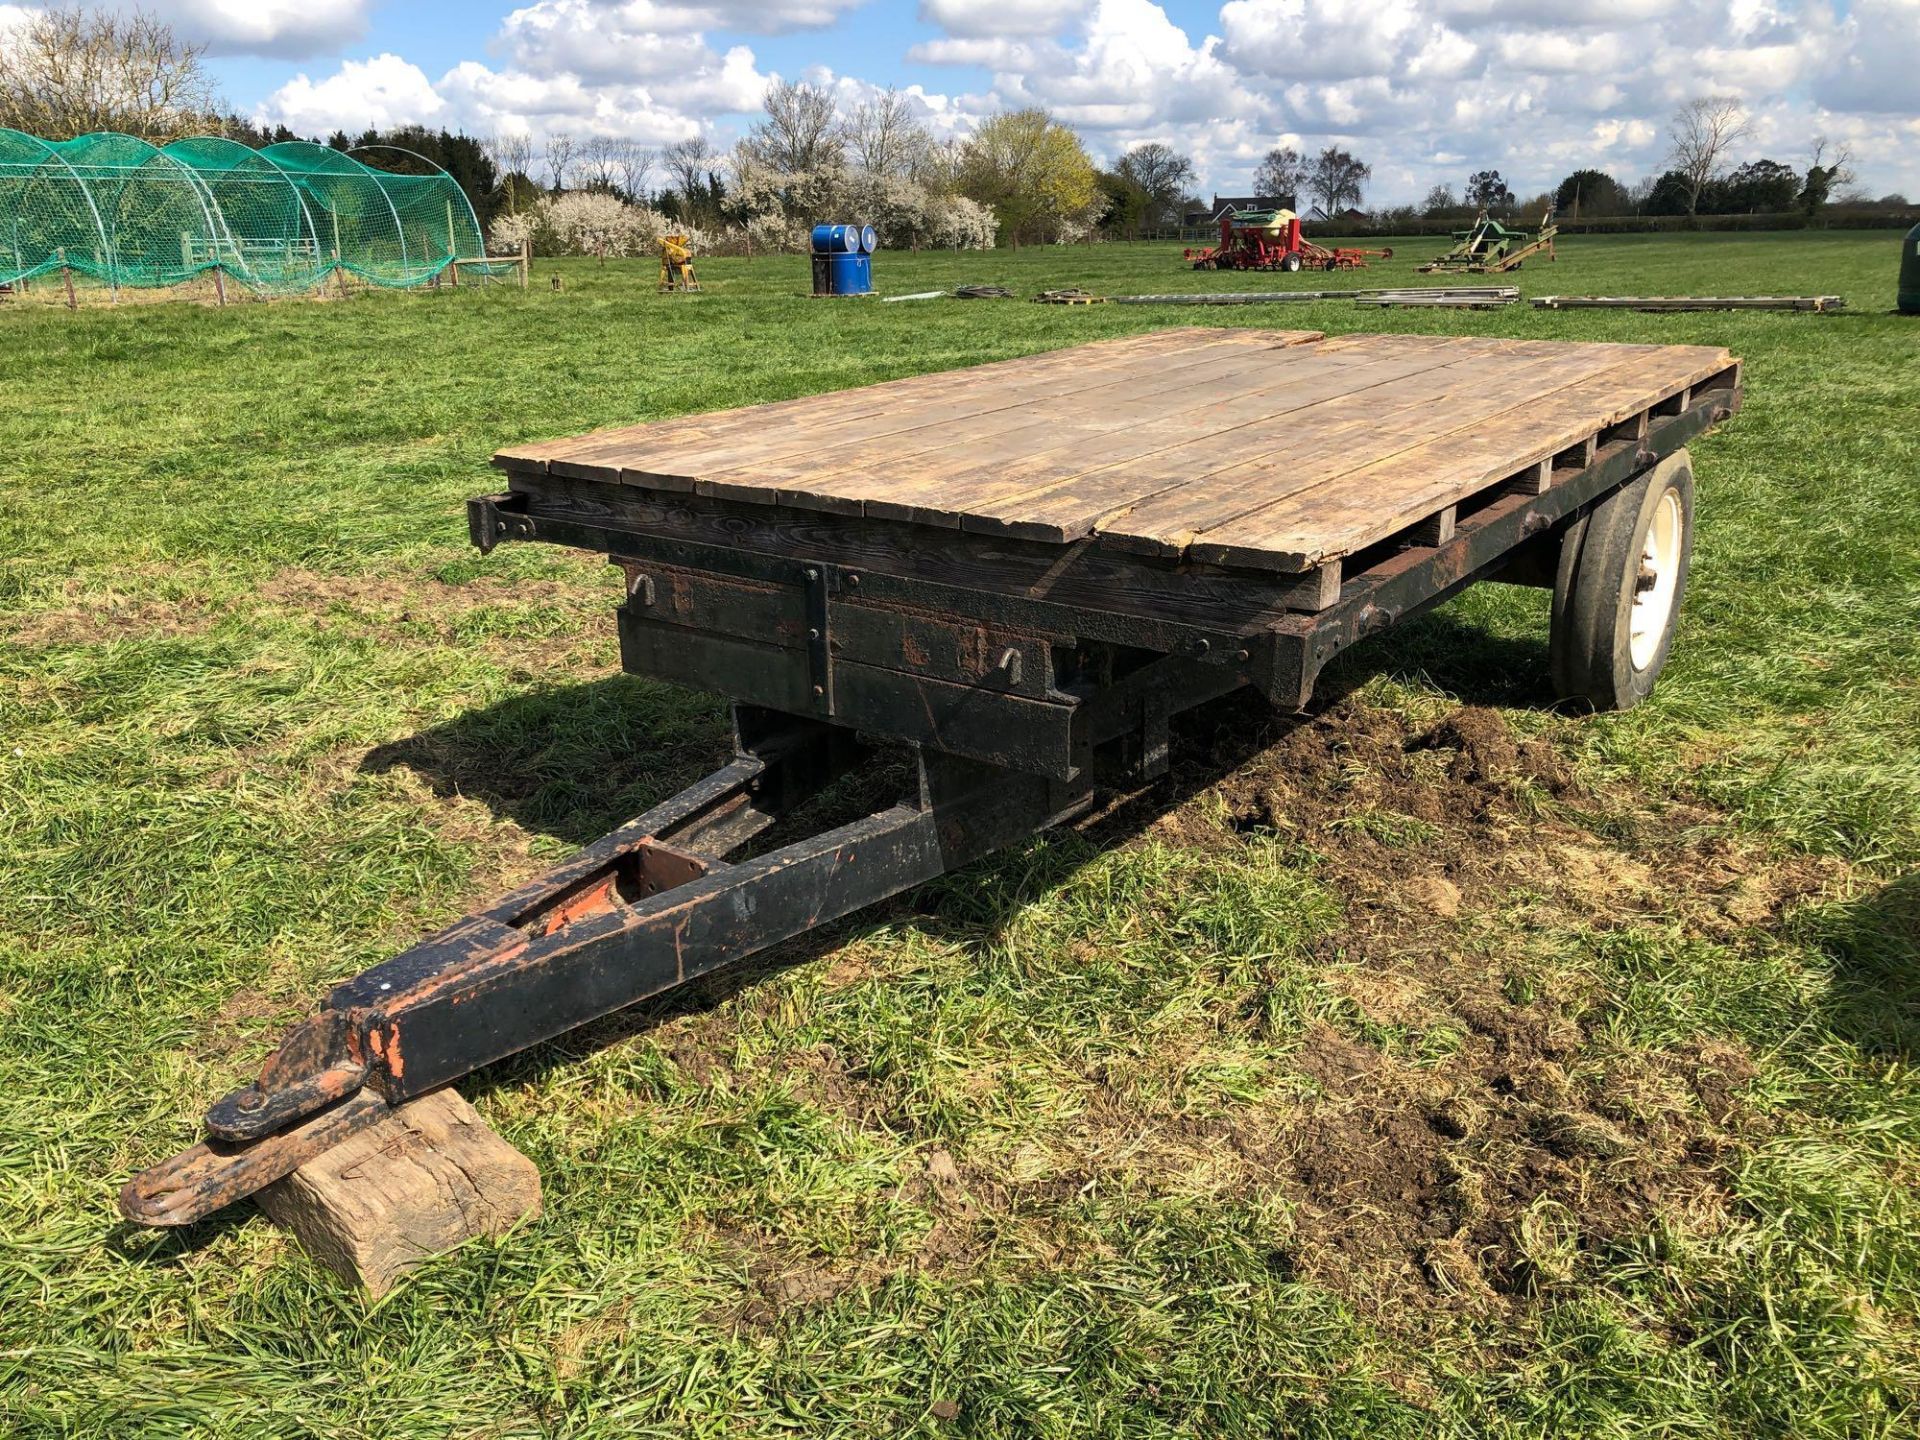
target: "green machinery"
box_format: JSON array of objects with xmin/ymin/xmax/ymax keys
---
[{"xmin": 1421, "ymin": 207, "xmax": 1558, "ymax": 274}]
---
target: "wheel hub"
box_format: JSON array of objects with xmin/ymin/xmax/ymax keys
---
[{"xmin": 1629, "ymin": 489, "xmax": 1684, "ymax": 670}]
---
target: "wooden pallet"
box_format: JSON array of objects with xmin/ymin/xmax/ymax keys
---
[{"xmin": 494, "ymin": 328, "xmax": 1739, "ymax": 604}]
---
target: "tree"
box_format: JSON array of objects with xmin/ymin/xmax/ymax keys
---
[
  {"xmin": 1421, "ymin": 183, "xmax": 1460, "ymax": 215},
  {"xmin": 1464, "ymin": 169, "xmax": 1514, "ymax": 212},
  {"xmin": 0, "ymin": 5, "xmax": 217, "ymax": 139},
  {"xmin": 743, "ymin": 79, "xmax": 843, "ymax": 175},
  {"xmin": 955, "ymin": 109, "xmax": 1101, "ymax": 246},
  {"xmin": 662, "ymin": 135, "xmax": 718, "ymax": 221},
  {"xmin": 1800, "ymin": 136, "xmax": 1855, "ymax": 215},
  {"xmin": 543, "ymin": 132, "xmax": 576, "ymax": 192},
  {"xmin": 1554, "ymin": 168, "xmax": 1629, "ymax": 219},
  {"xmin": 1114, "ymin": 142, "xmax": 1194, "ymax": 227},
  {"xmin": 348, "ymin": 125, "xmax": 499, "ymax": 221},
  {"xmin": 1095, "ymin": 169, "xmax": 1149, "ymax": 235},
  {"xmin": 1305, "ymin": 147, "xmax": 1370, "ymax": 215},
  {"xmin": 612, "ymin": 140, "xmax": 656, "ymax": 203},
  {"xmin": 1642, "ymin": 169, "xmax": 1695, "ymax": 216},
  {"xmin": 1666, "ymin": 96, "xmax": 1751, "ymax": 217},
  {"xmin": 1254, "ymin": 146, "xmax": 1307, "ymax": 203},
  {"xmin": 487, "ymin": 132, "xmax": 536, "ymax": 213},
  {"xmin": 576, "ymin": 136, "xmax": 621, "ymax": 193},
  {"xmin": 1721, "ymin": 158, "xmax": 1799, "ymax": 213},
  {"xmin": 844, "ymin": 87, "xmax": 929, "ymax": 179}
]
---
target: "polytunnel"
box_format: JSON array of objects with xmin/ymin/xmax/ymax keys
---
[{"xmin": 0, "ymin": 130, "xmax": 494, "ymax": 297}]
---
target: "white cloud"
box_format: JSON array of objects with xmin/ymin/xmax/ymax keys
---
[
  {"xmin": 0, "ymin": 1, "xmax": 372, "ymax": 59},
  {"xmin": 918, "ymin": 0, "xmax": 1090, "ymax": 37},
  {"xmin": 1220, "ymin": 0, "xmax": 1467, "ymax": 83},
  {"xmin": 260, "ymin": 53, "xmax": 444, "ymax": 135},
  {"xmin": 146, "ymin": 0, "xmax": 372, "ymax": 58},
  {"xmin": 1814, "ymin": 0, "xmax": 1920, "ymax": 113}
]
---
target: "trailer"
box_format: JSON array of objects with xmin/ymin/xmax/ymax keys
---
[{"xmin": 122, "ymin": 328, "xmax": 1741, "ymax": 1228}]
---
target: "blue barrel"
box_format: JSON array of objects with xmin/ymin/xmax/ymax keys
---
[
  {"xmin": 810, "ymin": 223, "xmax": 875, "ymax": 295},
  {"xmin": 823, "ymin": 251, "xmax": 871, "ymax": 295},
  {"xmin": 810, "ymin": 223, "xmax": 860, "ymax": 254}
]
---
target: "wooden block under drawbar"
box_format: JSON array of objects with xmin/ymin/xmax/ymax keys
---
[{"xmin": 257, "ymin": 1087, "xmax": 540, "ymax": 1298}]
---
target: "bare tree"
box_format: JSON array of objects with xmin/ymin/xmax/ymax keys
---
[
  {"xmin": 1800, "ymin": 135, "xmax": 1856, "ymax": 214},
  {"xmin": 577, "ymin": 136, "xmax": 620, "ymax": 192},
  {"xmin": 843, "ymin": 86, "xmax": 928, "ymax": 178},
  {"xmin": 1666, "ymin": 97, "xmax": 1752, "ymax": 216},
  {"xmin": 1253, "ymin": 145, "xmax": 1308, "ymax": 203},
  {"xmin": 612, "ymin": 139, "xmax": 656, "ymax": 202},
  {"xmin": 0, "ymin": 6, "xmax": 217, "ymax": 140},
  {"xmin": 1306, "ymin": 147, "xmax": 1371, "ymax": 215},
  {"xmin": 486, "ymin": 131, "xmax": 536, "ymax": 212},
  {"xmin": 543, "ymin": 131, "xmax": 576, "ymax": 192},
  {"xmin": 663, "ymin": 134, "xmax": 718, "ymax": 217},
  {"xmin": 742, "ymin": 79, "xmax": 843, "ymax": 174},
  {"xmin": 1115, "ymin": 142, "xmax": 1195, "ymax": 227}
]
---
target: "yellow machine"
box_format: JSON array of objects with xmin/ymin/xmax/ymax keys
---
[{"xmin": 658, "ymin": 234, "xmax": 700, "ymax": 292}]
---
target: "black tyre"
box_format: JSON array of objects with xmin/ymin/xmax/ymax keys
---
[
  {"xmin": 1280, "ymin": 253, "xmax": 1302, "ymax": 273},
  {"xmin": 1550, "ymin": 449, "xmax": 1694, "ymax": 711}
]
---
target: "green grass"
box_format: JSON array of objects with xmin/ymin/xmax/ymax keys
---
[{"xmin": 1, "ymin": 232, "xmax": 1916, "ymax": 1437}]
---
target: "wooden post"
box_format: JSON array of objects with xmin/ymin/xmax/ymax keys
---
[
  {"xmin": 521, "ymin": 237, "xmax": 530, "ymax": 289},
  {"xmin": 256, "ymin": 1087, "xmax": 540, "ymax": 1298},
  {"xmin": 59, "ymin": 248, "xmax": 76, "ymax": 310},
  {"xmin": 449, "ymin": 257, "xmax": 458, "ymax": 289},
  {"xmin": 212, "ymin": 264, "xmax": 227, "ymax": 307}
]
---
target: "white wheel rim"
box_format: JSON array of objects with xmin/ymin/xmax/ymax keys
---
[{"xmin": 1629, "ymin": 489, "xmax": 1684, "ymax": 671}]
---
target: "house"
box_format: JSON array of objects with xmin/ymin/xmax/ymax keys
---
[
  {"xmin": 1181, "ymin": 192, "xmax": 1298, "ymax": 227},
  {"xmin": 1306, "ymin": 205, "xmax": 1372, "ymax": 225}
]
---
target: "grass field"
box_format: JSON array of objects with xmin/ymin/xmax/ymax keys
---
[{"xmin": 1, "ymin": 230, "xmax": 1916, "ymax": 1438}]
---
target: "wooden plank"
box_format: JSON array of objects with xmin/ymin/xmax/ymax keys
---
[
  {"xmin": 1192, "ymin": 345, "xmax": 1735, "ymax": 571},
  {"xmin": 256, "ymin": 1088, "xmax": 540, "ymax": 1298},
  {"xmin": 690, "ymin": 333, "xmax": 1323, "ymax": 510},
  {"xmin": 1408, "ymin": 506, "xmax": 1456, "ymax": 547},
  {"xmin": 861, "ymin": 334, "xmax": 1469, "ymax": 532},
  {"xmin": 504, "ymin": 330, "xmax": 1311, "ymax": 482},
  {"xmin": 599, "ymin": 329, "xmax": 1281, "ymax": 487},
  {"xmin": 1088, "ymin": 340, "xmax": 1652, "ymax": 556},
  {"xmin": 968, "ymin": 337, "xmax": 1566, "ymax": 545},
  {"xmin": 493, "ymin": 329, "xmax": 1243, "ymax": 473}
]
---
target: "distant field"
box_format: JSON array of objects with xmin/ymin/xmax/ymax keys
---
[{"xmin": 1, "ymin": 231, "xmax": 1915, "ymax": 1437}]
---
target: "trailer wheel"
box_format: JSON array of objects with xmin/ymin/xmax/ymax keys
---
[
  {"xmin": 1550, "ymin": 450, "xmax": 1694, "ymax": 712},
  {"xmin": 1280, "ymin": 253, "xmax": 1303, "ymax": 273}
]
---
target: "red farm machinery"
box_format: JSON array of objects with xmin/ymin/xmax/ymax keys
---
[{"xmin": 1184, "ymin": 208, "xmax": 1393, "ymax": 272}]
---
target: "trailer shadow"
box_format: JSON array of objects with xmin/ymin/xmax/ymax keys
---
[
  {"xmin": 346, "ymin": 606, "xmax": 1562, "ymax": 1102},
  {"xmin": 1797, "ymin": 871, "xmax": 1920, "ymax": 1058}
]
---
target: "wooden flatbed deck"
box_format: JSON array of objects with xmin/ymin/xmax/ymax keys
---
[{"xmin": 494, "ymin": 328, "xmax": 1739, "ymax": 582}]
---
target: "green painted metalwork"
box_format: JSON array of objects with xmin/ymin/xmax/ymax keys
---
[{"xmin": 0, "ymin": 129, "xmax": 491, "ymax": 296}]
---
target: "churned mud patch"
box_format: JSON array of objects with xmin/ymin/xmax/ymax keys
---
[{"xmin": 1129, "ymin": 696, "xmax": 1833, "ymax": 1330}]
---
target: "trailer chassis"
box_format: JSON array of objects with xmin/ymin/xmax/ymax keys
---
[{"xmin": 122, "ymin": 394, "xmax": 1728, "ymax": 1227}]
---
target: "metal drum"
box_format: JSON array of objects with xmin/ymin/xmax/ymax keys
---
[
  {"xmin": 1901, "ymin": 221, "xmax": 1920, "ymax": 316},
  {"xmin": 810, "ymin": 222, "xmax": 875, "ymax": 296}
]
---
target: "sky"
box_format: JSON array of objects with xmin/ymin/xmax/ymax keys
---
[{"xmin": 12, "ymin": 1, "xmax": 1920, "ymax": 202}]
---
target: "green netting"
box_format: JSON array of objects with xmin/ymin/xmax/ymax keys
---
[{"xmin": 0, "ymin": 129, "xmax": 489, "ymax": 296}]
